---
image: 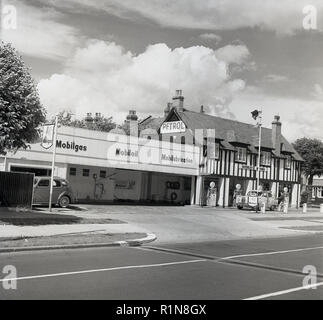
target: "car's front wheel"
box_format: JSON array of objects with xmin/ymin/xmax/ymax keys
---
[{"xmin": 58, "ymin": 196, "xmax": 70, "ymax": 208}]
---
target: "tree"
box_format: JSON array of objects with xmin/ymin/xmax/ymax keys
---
[
  {"xmin": 53, "ymin": 111, "xmax": 116, "ymax": 133},
  {"xmin": 293, "ymin": 138, "xmax": 323, "ymax": 185},
  {"xmin": 0, "ymin": 43, "xmax": 46, "ymax": 155}
]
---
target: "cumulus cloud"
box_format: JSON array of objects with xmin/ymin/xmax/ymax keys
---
[
  {"xmin": 2, "ymin": 1, "xmax": 81, "ymax": 60},
  {"xmin": 37, "ymin": 40, "xmax": 251, "ymax": 122},
  {"xmin": 50, "ymin": 0, "xmax": 323, "ymax": 33}
]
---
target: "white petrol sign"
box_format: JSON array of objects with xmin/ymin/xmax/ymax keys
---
[{"xmin": 160, "ymin": 121, "xmax": 186, "ymax": 134}]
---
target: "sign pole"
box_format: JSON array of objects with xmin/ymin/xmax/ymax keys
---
[
  {"xmin": 49, "ymin": 116, "xmax": 58, "ymax": 212},
  {"xmin": 257, "ymin": 111, "xmax": 262, "ymax": 191}
]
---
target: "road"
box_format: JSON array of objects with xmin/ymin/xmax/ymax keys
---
[{"xmin": 1, "ymin": 233, "xmax": 323, "ymax": 300}]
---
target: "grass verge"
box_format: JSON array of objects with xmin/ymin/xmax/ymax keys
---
[{"xmin": 0, "ymin": 233, "xmax": 146, "ymax": 248}]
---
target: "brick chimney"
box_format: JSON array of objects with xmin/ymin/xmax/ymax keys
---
[
  {"xmin": 126, "ymin": 110, "xmax": 138, "ymax": 137},
  {"xmin": 172, "ymin": 90, "xmax": 184, "ymax": 112},
  {"xmin": 200, "ymin": 105, "xmax": 205, "ymax": 114},
  {"xmin": 85, "ymin": 113, "xmax": 93, "ymax": 123},
  {"xmin": 272, "ymin": 115, "xmax": 282, "ymax": 156}
]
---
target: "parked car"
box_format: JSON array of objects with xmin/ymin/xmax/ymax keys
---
[
  {"xmin": 33, "ymin": 176, "xmax": 74, "ymax": 208},
  {"xmin": 236, "ymin": 190, "xmax": 278, "ymax": 211}
]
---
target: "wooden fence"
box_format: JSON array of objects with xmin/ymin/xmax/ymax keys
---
[{"xmin": 0, "ymin": 172, "xmax": 34, "ymax": 208}]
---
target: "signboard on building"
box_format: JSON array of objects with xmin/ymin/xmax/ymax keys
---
[
  {"xmin": 160, "ymin": 121, "xmax": 186, "ymax": 134},
  {"xmin": 41, "ymin": 124, "xmax": 55, "ymax": 149}
]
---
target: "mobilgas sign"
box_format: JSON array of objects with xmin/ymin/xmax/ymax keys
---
[
  {"xmin": 56, "ymin": 140, "xmax": 87, "ymax": 152},
  {"xmin": 160, "ymin": 121, "xmax": 186, "ymax": 134}
]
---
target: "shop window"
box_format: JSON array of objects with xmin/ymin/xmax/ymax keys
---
[
  {"xmin": 69, "ymin": 167, "xmax": 77, "ymax": 176},
  {"xmin": 261, "ymin": 151, "xmax": 271, "ymax": 166},
  {"xmin": 285, "ymin": 156, "xmax": 292, "ymax": 169},
  {"xmin": 83, "ymin": 169, "xmax": 90, "ymax": 177},
  {"xmin": 235, "ymin": 147, "xmax": 247, "ymax": 163},
  {"xmin": 100, "ymin": 170, "xmax": 106, "ymax": 178},
  {"xmin": 11, "ymin": 166, "xmax": 51, "ymax": 176}
]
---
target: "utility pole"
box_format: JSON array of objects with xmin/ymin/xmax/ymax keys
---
[
  {"xmin": 256, "ymin": 111, "xmax": 263, "ymax": 191},
  {"xmin": 49, "ymin": 115, "xmax": 58, "ymax": 212}
]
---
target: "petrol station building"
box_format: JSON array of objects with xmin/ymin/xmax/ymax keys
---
[{"xmin": 0, "ymin": 91, "xmax": 303, "ymax": 207}]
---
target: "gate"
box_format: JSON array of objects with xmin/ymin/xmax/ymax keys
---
[{"xmin": 0, "ymin": 172, "xmax": 34, "ymax": 208}]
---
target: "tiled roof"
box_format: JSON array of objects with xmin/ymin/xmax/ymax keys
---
[
  {"xmin": 139, "ymin": 116, "xmax": 164, "ymax": 131},
  {"xmin": 140, "ymin": 108, "xmax": 303, "ymax": 161}
]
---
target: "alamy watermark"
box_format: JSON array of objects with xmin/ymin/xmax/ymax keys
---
[
  {"xmin": 303, "ymin": 265, "xmax": 317, "ymax": 289},
  {"xmin": 1, "ymin": 265, "xmax": 17, "ymax": 290},
  {"xmin": 303, "ymin": 5, "xmax": 318, "ymax": 30},
  {"xmin": 0, "ymin": 1, "xmax": 17, "ymax": 31}
]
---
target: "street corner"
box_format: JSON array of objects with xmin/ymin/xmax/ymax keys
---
[{"xmin": 117, "ymin": 233, "xmax": 157, "ymax": 247}]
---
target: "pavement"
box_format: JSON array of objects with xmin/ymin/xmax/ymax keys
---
[
  {"xmin": 47, "ymin": 205, "xmax": 323, "ymax": 244},
  {"xmin": 2, "ymin": 204, "xmax": 323, "ymax": 249},
  {"xmin": 1, "ymin": 233, "xmax": 323, "ymax": 300}
]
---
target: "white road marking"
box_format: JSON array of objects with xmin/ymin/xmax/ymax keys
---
[
  {"xmin": 221, "ymin": 245, "xmax": 323, "ymax": 260},
  {"xmin": 0, "ymin": 259, "xmax": 206, "ymax": 283},
  {"xmin": 244, "ymin": 281, "xmax": 323, "ymax": 300}
]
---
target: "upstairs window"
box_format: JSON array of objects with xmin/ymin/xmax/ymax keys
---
[
  {"xmin": 83, "ymin": 169, "xmax": 90, "ymax": 177},
  {"xmin": 100, "ymin": 170, "xmax": 106, "ymax": 178},
  {"xmin": 285, "ymin": 156, "xmax": 292, "ymax": 169},
  {"xmin": 236, "ymin": 147, "xmax": 247, "ymax": 163},
  {"xmin": 261, "ymin": 151, "xmax": 272, "ymax": 166}
]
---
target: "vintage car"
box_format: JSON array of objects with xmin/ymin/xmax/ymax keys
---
[
  {"xmin": 236, "ymin": 190, "xmax": 278, "ymax": 211},
  {"xmin": 33, "ymin": 176, "xmax": 75, "ymax": 208}
]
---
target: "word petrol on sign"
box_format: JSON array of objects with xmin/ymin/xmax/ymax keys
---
[{"xmin": 160, "ymin": 121, "xmax": 186, "ymax": 134}]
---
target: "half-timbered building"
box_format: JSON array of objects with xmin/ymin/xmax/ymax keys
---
[{"xmin": 141, "ymin": 90, "xmax": 303, "ymax": 207}]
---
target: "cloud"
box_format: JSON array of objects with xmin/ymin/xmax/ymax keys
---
[
  {"xmin": 199, "ymin": 33, "xmax": 222, "ymax": 44},
  {"xmin": 2, "ymin": 1, "xmax": 81, "ymax": 60},
  {"xmin": 264, "ymin": 74, "xmax": 289, "ymax": 83},
  {"xmin": 215, "ymin": 44, "xmax": 250, "ymax": 64},
  {"xmin": 50, "ymin": 0, "xmax": 323, "ymax": 33},
  {"xmin": 37, "ymin": 40, "xmax": 251, "ymax": 123}
]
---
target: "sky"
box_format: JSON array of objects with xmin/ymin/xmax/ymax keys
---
[{"xmin": 2, "ymin": 0, "xmax": 323, "ymax": 141}]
